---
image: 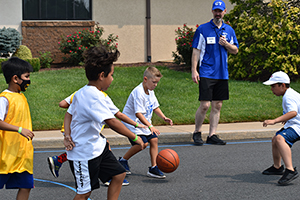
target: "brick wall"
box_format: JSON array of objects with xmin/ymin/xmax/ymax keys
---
[{"xmin": 21, "ymin": 21, "xmax": 95, "ymax": 64}]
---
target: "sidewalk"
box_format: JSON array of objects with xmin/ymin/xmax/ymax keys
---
[{"xmin": 32, "ymin": 122, "xmax": 283, "ymax": 148}]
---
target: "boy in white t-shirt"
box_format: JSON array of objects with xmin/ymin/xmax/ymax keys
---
[
  {"xmin": 63, "ymin": 46, "xmax": 144, "ymax": 200},
  {"xmin": 262, "ymin": 71, "xmax": 300, "ymax": 185},
  {"xmin": 119, "ymin": 67, "xmax": 173, "ymax": 179},
  {"xmin": 47, "ymin": 91, "xmax": 145, "ymax": 186}
]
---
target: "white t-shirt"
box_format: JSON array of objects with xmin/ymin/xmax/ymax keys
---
[
  {"xmin": 66, "ymin": 85, "xmax": 115, "ymax": 161},
  {"xmin": 283, "ymin": 88, "xmax": 300, "ymax": 135},
  {"xmin": 64, "ymin": 91, "xmax": 119, "ymax": 115},
  {"xmin": 122, "ymin": 83, "xmax": 159, "ymax": 136},
  {"xmin": 0, "ymin": 90, "xmax": 12, "ymax": 120}
]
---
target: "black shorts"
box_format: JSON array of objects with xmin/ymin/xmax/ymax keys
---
[
  {"xmin": 69, "ymin": 142, "xmax": 126, "ymax": 194},
  {"xmin": 199, "ymin": 78, "xmax": 229, "ymax": 101}
]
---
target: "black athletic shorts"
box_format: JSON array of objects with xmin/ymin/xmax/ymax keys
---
[
  {"xmin": 69, "ymin": 142, "xmax": 126, "ymax": 194},
  {"xmin": 198, "ymin": 78, "xmax": 229, "ymax": 101}
]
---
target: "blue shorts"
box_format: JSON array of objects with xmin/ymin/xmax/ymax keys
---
[
  {"xmin": 0, "ymin": 171, "xmax": 34, "ymax": 189},
  {"xmin": 276, "ymin": 127, "xmax": 300, "ymax": 147},
  {"xmin": 129, "ymin": 133, "xmax": 158, "ymax": 146}
]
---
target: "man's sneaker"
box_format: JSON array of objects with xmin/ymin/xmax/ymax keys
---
[
  {"xmin": 104, "ymin": 179, "xmax": 129, "ymax": 186},
  {"xmin": 278, "ymin": 167, "xmax": 299, "ymax": 185},
  {"xmin": 119, "ymin": 157, "xmax": 131, "ymax": 175},
  {"xmin": 206, "ymin": 135, "xmax": 226, "ymax": 145},
  {"xmin": 147, "ymin": 166, "xmax": 166, "ymax": 179},
  {"xmin": 47, "ymin": 156, "xmax": 62, "ymax": 178},
  {"xmin": 192, "ymin": 132, "xmax": 204, "ymax": 145},
  {"xmin": 262, "ymin": 165, "xmax": 284, "ymax": 175}
]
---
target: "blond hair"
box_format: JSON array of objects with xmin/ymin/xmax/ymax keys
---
[{"xmin": 143, "ymin": 67, "xmax": 163, "ymax": 79}]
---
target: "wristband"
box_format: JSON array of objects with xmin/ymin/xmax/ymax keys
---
[
  {"xmin": 18, "ymin": 127, "xmax": 22, "ymax": 134},
  {"xmin": 132, "ymin": 134, "xmax": 138, "ymax": 142},
  {"xmin": 148, "ymin": 125, "xmax": 153, "ymax": 129},
  {"xmin": 135, "ymin": 122, "xmax": 139, "ymax": 128}
]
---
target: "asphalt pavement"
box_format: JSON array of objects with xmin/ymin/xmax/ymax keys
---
[{"xmin": 32, "ymin": 122, "xmax": 284, "ymax": 148}]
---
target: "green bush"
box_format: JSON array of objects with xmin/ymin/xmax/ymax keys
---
[
  {"xmin": 39, "ymin": 51, "xmax": 53, "ymax": 68},
  {"xmin": 26, "ymin": 58, "xmax": 40, "ymax": 72},
  {"xmin": 0, "ymin": 27, "xmax": 22, "ymax": 58},
  {"xmin": 12, "ymin": 45, "xmax": 33, "ymax": 60},
  {"xmin": 0, "ymin": 58, "xmax": 40, "ymax": 73},
  {"xmin": 59, "ymin": 23, "xmax": 118, "ymax": 66},
  {"xmin": 172, "ymin": 24, "xmax": 197, "ymax": 67},
  {"xmin": 225, "ymin": 0, "xmax": 300, "ymax": 81}
]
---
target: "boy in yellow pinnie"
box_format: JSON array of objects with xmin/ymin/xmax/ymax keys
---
[{"xmin": 0, "ymin": 57, "xmax": 35, "ymax": 200}]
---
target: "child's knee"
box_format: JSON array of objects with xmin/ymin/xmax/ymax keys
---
[
  {"xmin": 113, "ymin": 172, "xmax": 126, "ymax": 181},
  {"xmin": 273, "ymin": 134, "xmax": 285, "ymax": 144}
]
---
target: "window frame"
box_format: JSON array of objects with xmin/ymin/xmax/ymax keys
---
[{"xmin": 22, "ymin": 0, "xmax": 92, "ymax": 20}]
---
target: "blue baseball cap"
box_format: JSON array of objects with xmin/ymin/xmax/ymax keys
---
[{"xmin": 212, "ymin": 0, "xmax": 226, "ymax": 11}]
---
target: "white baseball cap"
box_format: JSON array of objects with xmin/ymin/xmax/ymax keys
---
[{"xmin": 263, "ymin": 71, "xmax": 290, "ymax": 85}]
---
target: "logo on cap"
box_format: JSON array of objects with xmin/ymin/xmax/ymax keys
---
[{"xmin": 212, "ymin": 0, "xmax": 226, "ymax": 11}]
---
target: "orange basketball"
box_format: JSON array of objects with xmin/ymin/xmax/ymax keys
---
[{"xmin": 156, "ymin": 149, "xmax": 180, "ymax": 173}]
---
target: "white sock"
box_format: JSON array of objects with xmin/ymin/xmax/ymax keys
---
[{"xmin": 119, "ymin": 157, "xmax": 127, "ymax": 161}]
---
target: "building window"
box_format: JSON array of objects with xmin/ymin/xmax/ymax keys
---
[{"xmin": 23, "ymin": 0, "xmax": 92, "ymax": 20}]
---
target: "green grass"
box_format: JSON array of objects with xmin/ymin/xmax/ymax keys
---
[{"xmin": 1, "ymin": 66, "xmax": 299, "ymax": 131}]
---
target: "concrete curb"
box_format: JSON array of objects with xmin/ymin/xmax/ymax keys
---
[{"xmin": 32, "ymin": 122, "xmax": 279, "ymax": 148}]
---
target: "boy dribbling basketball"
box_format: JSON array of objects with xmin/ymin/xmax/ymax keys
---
[{"xmin": 63, "ymin": 45, "xmax": 144, "ymax": 200}]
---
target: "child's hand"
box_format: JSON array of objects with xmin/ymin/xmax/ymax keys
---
[
  {"xmin": 263, "ymin": 119, "xmax": 276, "ymax": 127},
  {"xmin": 20, "ymin": 128, "xmax": 34, "ymax": 141},
  {"xmin": 150, "ymin": 126, "xmax": 161, "ymax": 136},
  {"xmin": 64, "ymin": 135, "xmax": 75, "ymax": 151},
  {"xmin": 164, "ymin": 117, "xmax": 173, "ymax": 126},
  {"xmin": 137, "ymin": 123, "xmax": 147, "ymax": 129}
]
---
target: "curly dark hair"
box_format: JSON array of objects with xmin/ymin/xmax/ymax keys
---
[{"xmin": 83, "ymin": 45, "xmax": 120, "ymax": 81}]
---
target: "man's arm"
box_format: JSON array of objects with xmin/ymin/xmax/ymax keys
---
[
  {"xmin": 191, "ymin": 48, "xmax": 201, "ymax": 84},
  {"xmin": 219, "ymin": 36, "xmax": 238, "ymax": 54}
]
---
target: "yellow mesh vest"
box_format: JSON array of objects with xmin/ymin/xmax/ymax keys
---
[
  {"xmin": 0, "ymin": 91, "xmax": 33, "ymax": 174},
  {"xmin": 60, "ymin": 91, "xmax": 107, "ymax": 133}
]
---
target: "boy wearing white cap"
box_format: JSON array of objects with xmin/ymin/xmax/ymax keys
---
[{"xmin": 262, "ymin": 71, "xmax": 300, "ymax": 185}]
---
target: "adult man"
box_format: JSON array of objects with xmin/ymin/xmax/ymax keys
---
[{"xmin": 191, "ymin": 0, "xmax": 239, "ymax": 145}]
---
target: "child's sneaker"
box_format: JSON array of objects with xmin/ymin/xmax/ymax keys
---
[
  {"xmin": 278, "ymin": 167, "xmax": 299, "ymax": 185},
  {"xmin": 119, "ymin": 157, "xmax": 131, "ymax": 175},
  {"xmin": 47, "ymin": 156, "xmax": 62, "ymax": 178},
  {"xmin": 104, "ymin": 179, "xmax": 129, "ymax": 186},
  {"xmin": 262, "ymin": 165, "xmax": 284, "ymax": 175},
  {"xmin": 147, "ymin": 166, "xmax": 166, "ymax": 179}
]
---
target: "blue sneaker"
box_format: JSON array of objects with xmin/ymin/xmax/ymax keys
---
[
  {"xmin": 104, "ymin": 179, "xmax": 129, "ymax": 186},
  {"xmin": 147, "ymin": 166, "xmax": 166, "ymax": 179},
  {"xmin": 47, "ymin": 156, "xmax": 62, "ymax": 178},
  {"xmin": 119, "ymin": 157, "xmax": 131, "ymax": 175}
]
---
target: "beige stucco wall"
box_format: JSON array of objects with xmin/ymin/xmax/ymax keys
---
[
  {"xmin": 0, "ymin": 0, "xmax": 234, "ymax": 64},
  {"xmin": 0, "ymin": 0, "xmax": 22, "ymax": 31},
  {"xmin": 93, "ymin": 0, "xmax": 234, "ymax": 63}
]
